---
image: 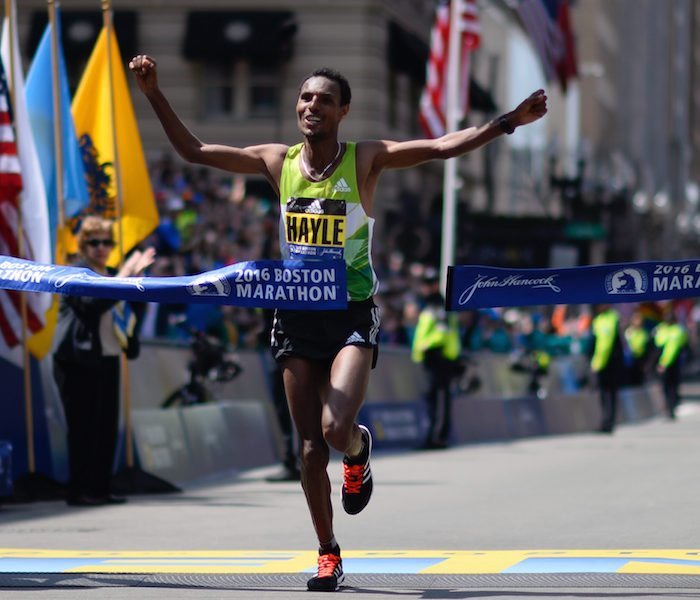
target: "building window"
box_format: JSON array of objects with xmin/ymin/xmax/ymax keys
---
[
  {"xmin": 184, "ymin": 10, "xmax": 295, "ymax": 121},
  {"xmin": 387, "ymin": 70, "xmax": 399, "ymax": 129},
  {"xmin": 28, "ymin": 10, "xmax": 138, "ymax": 95},
  {"xmin": 201, "ymin": 63, "xmax": 235, "ymax": 118},
  {"xmin": 199, "ymin": 60, "xmax": 280, "ymax": 120},
  {"xmin": 387, "ymin": 69, "xmax": 424, "ymax": 134},
  {"xmin": 250, "ymin": 65, "xmax": 281, "ymax": 118},
  {"xmin": 408, "ymin": 79, "xmax": 423, "ymax": 135}
]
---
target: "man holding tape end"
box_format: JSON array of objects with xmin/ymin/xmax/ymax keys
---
[{"xmin": 130, "ymin": 54, "xmax": 547, "ymax": 592}]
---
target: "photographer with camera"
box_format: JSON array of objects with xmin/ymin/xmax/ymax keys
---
[{"xmin": 161, "ymin": 319, "xmax": 242, "ymax": 408}]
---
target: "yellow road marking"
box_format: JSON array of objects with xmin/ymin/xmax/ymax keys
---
[{"xmin": 2, "ymin": 549, "xmax": 700, "ymax": 575}]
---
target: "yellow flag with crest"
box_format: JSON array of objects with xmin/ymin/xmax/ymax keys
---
[{"xmin": 69, "ymin": 26, "xmax": 158, "ymax": 265}]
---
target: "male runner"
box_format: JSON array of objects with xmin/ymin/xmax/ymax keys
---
[{"xmin": 130, "ymin": 55, "xmax": 547, "ymax": 591}]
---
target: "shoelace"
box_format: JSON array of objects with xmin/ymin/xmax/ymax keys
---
[
  {"xmin": 343, "ymin": 463, "xmax": 364, "ymax": 494},
  {"xmin": 316, "ymin": 552, "xmax": 341, "ymax": 578}
]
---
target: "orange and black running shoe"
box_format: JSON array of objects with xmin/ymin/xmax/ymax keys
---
[
  {"xmin": 307, "ymin": 546, "xmax": 344, "ymax": 591},
  {"xmin": 341, "ymin": 424, "xmax": 373, "ymax": 515}
]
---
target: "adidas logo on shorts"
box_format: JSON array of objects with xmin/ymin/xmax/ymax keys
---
[{"xmin": 346, "ymin": 331, "xmax": 365, "ymax": 344}]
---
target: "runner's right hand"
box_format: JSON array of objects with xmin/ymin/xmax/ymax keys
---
[{"xmin": 129, "ymin": 54, "xmax": 159, "ymax": 95}]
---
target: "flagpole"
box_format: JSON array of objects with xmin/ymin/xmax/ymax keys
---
[
  {"xmin": 101, "ymin": 1, "xmax": 123, "ymax": 249},
  {"xmin": 97, "ymin": 3, "xmax": 178, "ymax": 495},
  {"xmin": 102, "ymin": 0, "xmax": 136, "ymax": 473},
  {"xmin": 48, "ymin": 0, "xmax": 66, "ymax": 264},
  {"xmin": 4, "ymin": 0, "xmax": 37, "ymax": 478},
  {"xmin": 439, "ymin": 0, "xmax": 463, "ymax": 292}
]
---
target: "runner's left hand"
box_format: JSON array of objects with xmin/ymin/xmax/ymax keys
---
[{"xmin": 509, "ymin": 90, "xmax": 548, "ymax": 128}]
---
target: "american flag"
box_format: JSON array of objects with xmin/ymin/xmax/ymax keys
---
[
  {"xmin": 515, "ymin": 0, "xmax": 566, "ymax": 85},
  {"xmin": 553, "ymin": 0, "xmax": 577, "ymax": 92},
  {"xmin": 419, "ymin": 0, "xmax": 481, "ymax": 139},
  {"xmin": 0, "ymin": 59, "xmax": 43, "ymax": 348}
]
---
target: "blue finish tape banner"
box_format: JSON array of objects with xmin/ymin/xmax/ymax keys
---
[
  {"xmin": 0, "ymin": 255, "xmax": 347, "ymax": 310},
  {"xmin": 447, "ymin": 260, "xmax": 700, "ymax": 310}
]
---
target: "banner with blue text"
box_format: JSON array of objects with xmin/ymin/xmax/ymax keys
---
[
  {"xmin": 447, "ymin": 260, "xmax": 700, "ymax": 310},
  {"xmin": 0, "ymin": 256, "xmax": 347, "ymax": 310}
]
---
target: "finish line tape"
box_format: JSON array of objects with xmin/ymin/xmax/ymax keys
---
[
  {"xmin": 0, "ymin": 255, "xmax": 347, "ymax": 310},
  {"xmin": 448, "ymin": 260, "xmax": 700, "ymax": 309}
]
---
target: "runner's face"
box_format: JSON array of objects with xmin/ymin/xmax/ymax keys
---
[{"xmin": 296, "ymin": 76, "xmax": 348, "ymax": 139}]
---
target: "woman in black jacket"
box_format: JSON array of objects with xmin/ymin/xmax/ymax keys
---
[{"xmin": 53, "ymin": 216, "xmax": 155, "ymax": 506}]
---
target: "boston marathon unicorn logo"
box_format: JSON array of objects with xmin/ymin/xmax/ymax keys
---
[
  {"xmin": 605, "ymin": 268, "xmax": 647, "ymax": 295},
  {"xmin": 187, "ymin": 272, "xmax": 231, "ymax": 297}
]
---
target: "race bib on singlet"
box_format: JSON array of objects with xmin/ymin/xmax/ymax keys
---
[{"xmin": 285, "ymin": 197, "xmax": 346, "ymax": 260}]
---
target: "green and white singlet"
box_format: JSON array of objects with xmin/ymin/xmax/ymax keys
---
[{"xmin": 279, "ymin": 142, "xmax": 379, "ymax": 302}]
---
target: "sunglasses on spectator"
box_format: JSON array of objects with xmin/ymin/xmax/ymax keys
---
[{"xmin": 85, "ymin": 239, "xmax": 116, "ymax": 248}]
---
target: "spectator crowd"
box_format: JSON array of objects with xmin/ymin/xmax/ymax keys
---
[{"xmin": 138, "ymin": 154, "xmax": 700, "ymax": 384}]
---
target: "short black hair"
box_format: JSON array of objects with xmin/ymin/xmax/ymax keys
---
[{"xmin": 300, "ymin": 67, "xmax": 352, "ymax": 106}]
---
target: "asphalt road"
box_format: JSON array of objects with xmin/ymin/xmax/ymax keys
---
[{"xmin": 2, "ymin": 384, "xmax": 700, "ymax": 599}]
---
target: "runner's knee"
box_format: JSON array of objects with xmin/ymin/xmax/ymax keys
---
[
  {"xmin": 322, "ymin": 419, "xmax": 354, "ymax": 453},
  {"xmin": 300, "ymin": 438, "xmax": 329, "ymax": 470}
]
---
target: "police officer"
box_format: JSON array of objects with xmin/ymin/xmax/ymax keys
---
[
  {"xmin": 624, "ymin": 310, "xmax": 651, "ymax": 386},
  {"xmin": 654, "ymin": 309, "xmax": 689, "ymax": 419},
  {"xmin": 590, "ymin": 304, "xmax": 624, "ymax": 433},
  {"xmin": 411, "ymin": 270, "xmax": 462, "ymax": 449}
]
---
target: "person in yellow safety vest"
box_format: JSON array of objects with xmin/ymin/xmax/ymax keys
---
[
  {"xmin": 590, "ymin": 304, "xmax": 624, "ymax": 433},
  {"xmin": 624, "ymin": 311, "xmax": 651, "ymax": 385},
  {"xmin": 655, "ymin": 310, "xmax": 689, "ymax": 419},
  {"xmin": 411, "ymin": 271, "xmax": 462, "ymax": 450},
  {"xmin": 530, "ymin": 349, "xmax": 551, "ymax": 395}
]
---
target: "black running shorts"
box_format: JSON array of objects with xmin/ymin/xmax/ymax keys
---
[{"xmin": 271, "ymin": 298, "xmax": 381, "ymax": 368}]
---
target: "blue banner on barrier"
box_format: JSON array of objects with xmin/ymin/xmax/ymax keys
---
[
  {"xmin": 0, "ymin": 256, "xmax": 347, "ymax": 310},
  {"xmin": 447, "ymin": 260, "xmax": 700, "ymax": 310}
]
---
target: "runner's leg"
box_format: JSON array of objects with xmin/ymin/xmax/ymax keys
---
[
  {"xmin": 283, "ymin": 356, "xmax": 334, "ymax": 545},
  {"xmin": 327, "ymin": 345, "xmax": 375, "ymax": 516},
  {"xmin": 323, "ymin": 345, "xmax": 373, "ymax": 457},
  {"xmin": 281, "ymin": 346, "xmax": 373, "ymax": 544}
]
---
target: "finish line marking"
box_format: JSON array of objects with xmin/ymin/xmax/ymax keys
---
[{"xmin": 1, "ymin": 550, "xmax": 700, "ymax": 575}]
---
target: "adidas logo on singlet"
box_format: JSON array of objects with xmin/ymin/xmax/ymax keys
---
[{"xmin": 333, "ymin": 178, "xmax": 352, "ymax": 193}]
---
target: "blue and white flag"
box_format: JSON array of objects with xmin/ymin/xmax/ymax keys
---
[
  {"xmin": 0, "ymin": 256, "xmax": 347, "ymax": 310},
  {"xmin": 26, "ymin": 7, "xmax": 90, "ymax": 257},
  {"xmin": 1, "ymin": 3, "xmax": 52, "ymax": 365},
  {"xmin": 448, "ymin": 260, "xmax": 700, "ymax": 310}
]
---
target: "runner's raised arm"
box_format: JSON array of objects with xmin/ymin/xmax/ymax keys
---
[
  {"xmin": 129, "ymin": 54, "xmax": 286, "ymax": 194},
  {"xmin": 360, "ymin": 89, "xmax": 547, "ymax": 173}
]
